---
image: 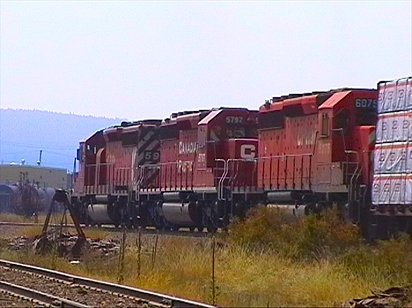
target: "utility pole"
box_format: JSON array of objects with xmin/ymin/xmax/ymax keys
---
[{"xmin": 37, "ymin": 150, "xmax": 43, "ymax": 166}]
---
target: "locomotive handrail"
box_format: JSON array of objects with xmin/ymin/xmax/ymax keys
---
[
  {"xmin": 256, "ymin": 153, "xmax": 313, "ymax": 190},
  {"xmin": 135, "ymin": 165, "xmax": 145, "ymax": 201},
  {"xmin": 137, "ymin": 161, "xmax": 194, "ymax": 191},
  {"xmin": 227, "ymin": 159, "xmax": 238, "ymax": 189},
  {"xmin": 227, "ymin": 159, "xmax": 241, "ymax": 191},
  {"xmin": 349, "ymin": 149, "xmax": 372, "ymax": 223},
  {"xmin": 216, "ymin": 159, "xmax": 228, "ymax": 201},
  {"xmin": 257, "ymin": 153, "xmax": 313, "ymax": 160},
  {"xmin": 226, "ymin": 158, "xmax": 258, "ymax": 192},
  {"xmin": 137, "ymin": 161, "xmax": 194, "ymax": 168},
  {"xmin": 84, "ymin": 162, "xmax": 115, "ymax": 194},
  {"xmin": 345, "ymin": 150, "xmax": 360, "ymax": 205}
]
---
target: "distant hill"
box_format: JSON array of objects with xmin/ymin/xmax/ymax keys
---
[{"xmin": 0, "ymin": 109, "xmax": 125, "ymax": 171}]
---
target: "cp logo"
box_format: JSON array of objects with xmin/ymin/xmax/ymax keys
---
[{"xmin": 240, "ymin": 144, "xmax": 256, "ymax": 159}]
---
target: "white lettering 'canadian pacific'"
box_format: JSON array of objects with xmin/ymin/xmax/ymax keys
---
[
  {"xmin": 240, "ymin": 144, "xmax": 256, "ymax": 159},
  {"xmin": 179, "ymin": 141, "xmax": 198, "ymax": 155}
]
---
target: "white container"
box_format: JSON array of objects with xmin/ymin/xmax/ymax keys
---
[
  {"xmin": 378, "ymin": 77, "xmax": 412, "ymax": 114},
  {"xmin": 375, "ymin": 111, "xmax": 411, "ymax": 143},
  {"xmin": 374, "ymin": 143, "xmax": 408, "ymax": 174},
  {"xmin": 372, "ymin": 174, "xmax": 407, "ymax": 205}
]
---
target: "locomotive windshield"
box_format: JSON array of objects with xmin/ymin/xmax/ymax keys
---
[
  {"xmin": 227, "ymin": 127, "xmax": 246, "ymax": 138},
  {"xmin": 355, "ymin": 98, "xmax": 377, "ymax": 126}
]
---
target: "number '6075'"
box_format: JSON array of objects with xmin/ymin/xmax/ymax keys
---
[{"xmin": 355, "ymin": 98, "xmax": 377, "ymax": 108}]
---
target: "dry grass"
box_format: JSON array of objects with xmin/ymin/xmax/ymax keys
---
[
  {"xmin": 1, "ymin": 207, "xmax": 411, "ymax": 307},
  {"xmin": 15, "ymin": 225, "xmax": 43, "ymax": 237},
  {"xmin": 0, "ymin": 212, "xmax": 76, "ymax": 225},
  {"xmin": 1, "ymin": 235, "xmax": 411, "ymax": 306},
  {"xmin": 0, "ymin": 213, "xmax": 46, "ymax": 223},
  {"xmin": 13, "ymin": 225, "xmax": 110, "ymax": 240}
]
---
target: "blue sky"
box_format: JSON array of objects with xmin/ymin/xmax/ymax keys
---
[{"xmin": 1, "ymin": 1, "xmax": 411, "ymax": 121}]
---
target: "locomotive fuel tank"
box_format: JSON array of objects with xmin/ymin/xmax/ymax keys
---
[
  {"xmin": 87, "ymin": 204, "xmax": 114, "ymax": 225},
  {"xmin": 162, "ymin": 202, "xmax": 199, "ymax": 226},
  {"xmin": 267, "ymin": 191, "xmax": 303, "ymax": 202},
  {"xmin": 87, "ymin": 196, "xmax": 122, "ymax": 226}
]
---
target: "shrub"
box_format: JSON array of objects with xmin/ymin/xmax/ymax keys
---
[
  {"xmin": 228, "ymin": 206, "xmax": 362, "ymax": 259},
  {"xmin": 296, "ymin": 210, "xmax": 361, "ymax": 259}
]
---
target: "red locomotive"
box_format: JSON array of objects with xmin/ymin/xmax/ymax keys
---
[
  {"xmin": 72, "ymin": 108, "xmax": 260, "ymax": 232},
  {"xmin": 71, "ymin": 77, "xmax": 412, "ymax": 239},
  {"xmin": 258, "ymin": 88, "xmax": 376, "ymax": 224}
]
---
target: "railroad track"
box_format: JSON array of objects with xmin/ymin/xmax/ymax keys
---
[
  {"xmin": 0, "ymin": 280, "xmax": 88, "ymax": 307},
  {"xmin": 0, "ymin": 259, "xmax": 215, "ymax": 308},
  {"xmin": 0, "ymin": 283, "xmax": 50, "ymax": 307}
]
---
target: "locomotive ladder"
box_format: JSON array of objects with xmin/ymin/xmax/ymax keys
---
[
  {"xmin": 227, "ymin": 158, "xmax": 258, "ymax": 193},
  {"xmin": 344, "ymin": 149, "xmax": 369, "ymax": 223},
  {"xmin": 344, "ymin": 150, "xmax": 362, "ymax": 203},
  {"xmin": 216, "ymin": 159, "xmax": 229, "ymax": 201},
  {"xmin": 216, "ymin": 158, "xmax": 258, "ymax": 202}
]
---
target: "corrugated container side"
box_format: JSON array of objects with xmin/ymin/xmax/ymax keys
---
[
  {"xmin": 372, "ymin": 174, "xmax": 408, "ymax": 205},
  {"xmin": 375, "ymin": 111, "xmax": 411, "ymax": 143},
  {"xmin": 377, "ymin": 77, "xmax": 412, "ymax": 114},
  {"xmin": 373, "ymin": 143, "xmax": 412, "ymax": 174}
]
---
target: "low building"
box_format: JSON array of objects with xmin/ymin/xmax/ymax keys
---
[{"xmin": 0, "ymin": 164, "xmax": 69, "ymax": 189}]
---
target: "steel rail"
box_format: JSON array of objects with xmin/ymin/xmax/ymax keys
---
[
  {"xmin": 0, "ymin": 259, "xmax": 216, "ymax": 308},
  {"xmin": 0, "ymin": 280, "xmax": 90, "ymax": 308}
]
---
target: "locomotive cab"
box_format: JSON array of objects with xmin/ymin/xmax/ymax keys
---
[
  {"xmin": 143, "ymin": 107, "xmax": 260, "ymax": 232},
  {"xmin": 321, "ymin": 89, "xmax": 377, "ymax": 188},
  {"xmin": 196, "ymin": 108, "xmax": 258, "ymax": 188}
]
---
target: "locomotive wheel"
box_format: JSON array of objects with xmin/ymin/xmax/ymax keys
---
[
  {"xmin": 189, "ymin": 227, "xmax": 195, "ymax": 232},
  {"xmin": 207, "ymin": 226, "xmax": 218, "ymax": 233},
  {"xmin": 197, "ymin": 226, "xmax": 204, "ymax": 232}
]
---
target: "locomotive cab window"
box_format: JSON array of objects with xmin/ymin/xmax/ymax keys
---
[
  {"xmin": 354, "ymin": 98, "xmax": 377, "ymax": 126},
  {"xmin": 321, "ymin": 113, "xmax": 329, "ymax": 137},
  {"xmin": 227, "ymin": 127, "xmax": 245, "ymax": 138},
  {"xmin": 355, "ymin": 108, "xmax": 376, "ymax": 126},
  {"xmin": 334, "ymin": 108, "xmax": 350, "ymax": 135}
]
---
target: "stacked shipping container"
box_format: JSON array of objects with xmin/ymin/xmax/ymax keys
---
[{"xmin": 372, "ymin": 77, "xmax": 412, "ymax": 205}]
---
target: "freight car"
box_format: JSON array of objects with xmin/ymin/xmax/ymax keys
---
[
  {"xmin": 371, "ymin": 77, "xmax": 412, "ymax": 238},
  {"xmin": 0, "ymin": 182, "xmax": 55, "ymax": 216},
  {"xmin": 71, "ymin": 77, "xmax": 412, "ymax": 239}
]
